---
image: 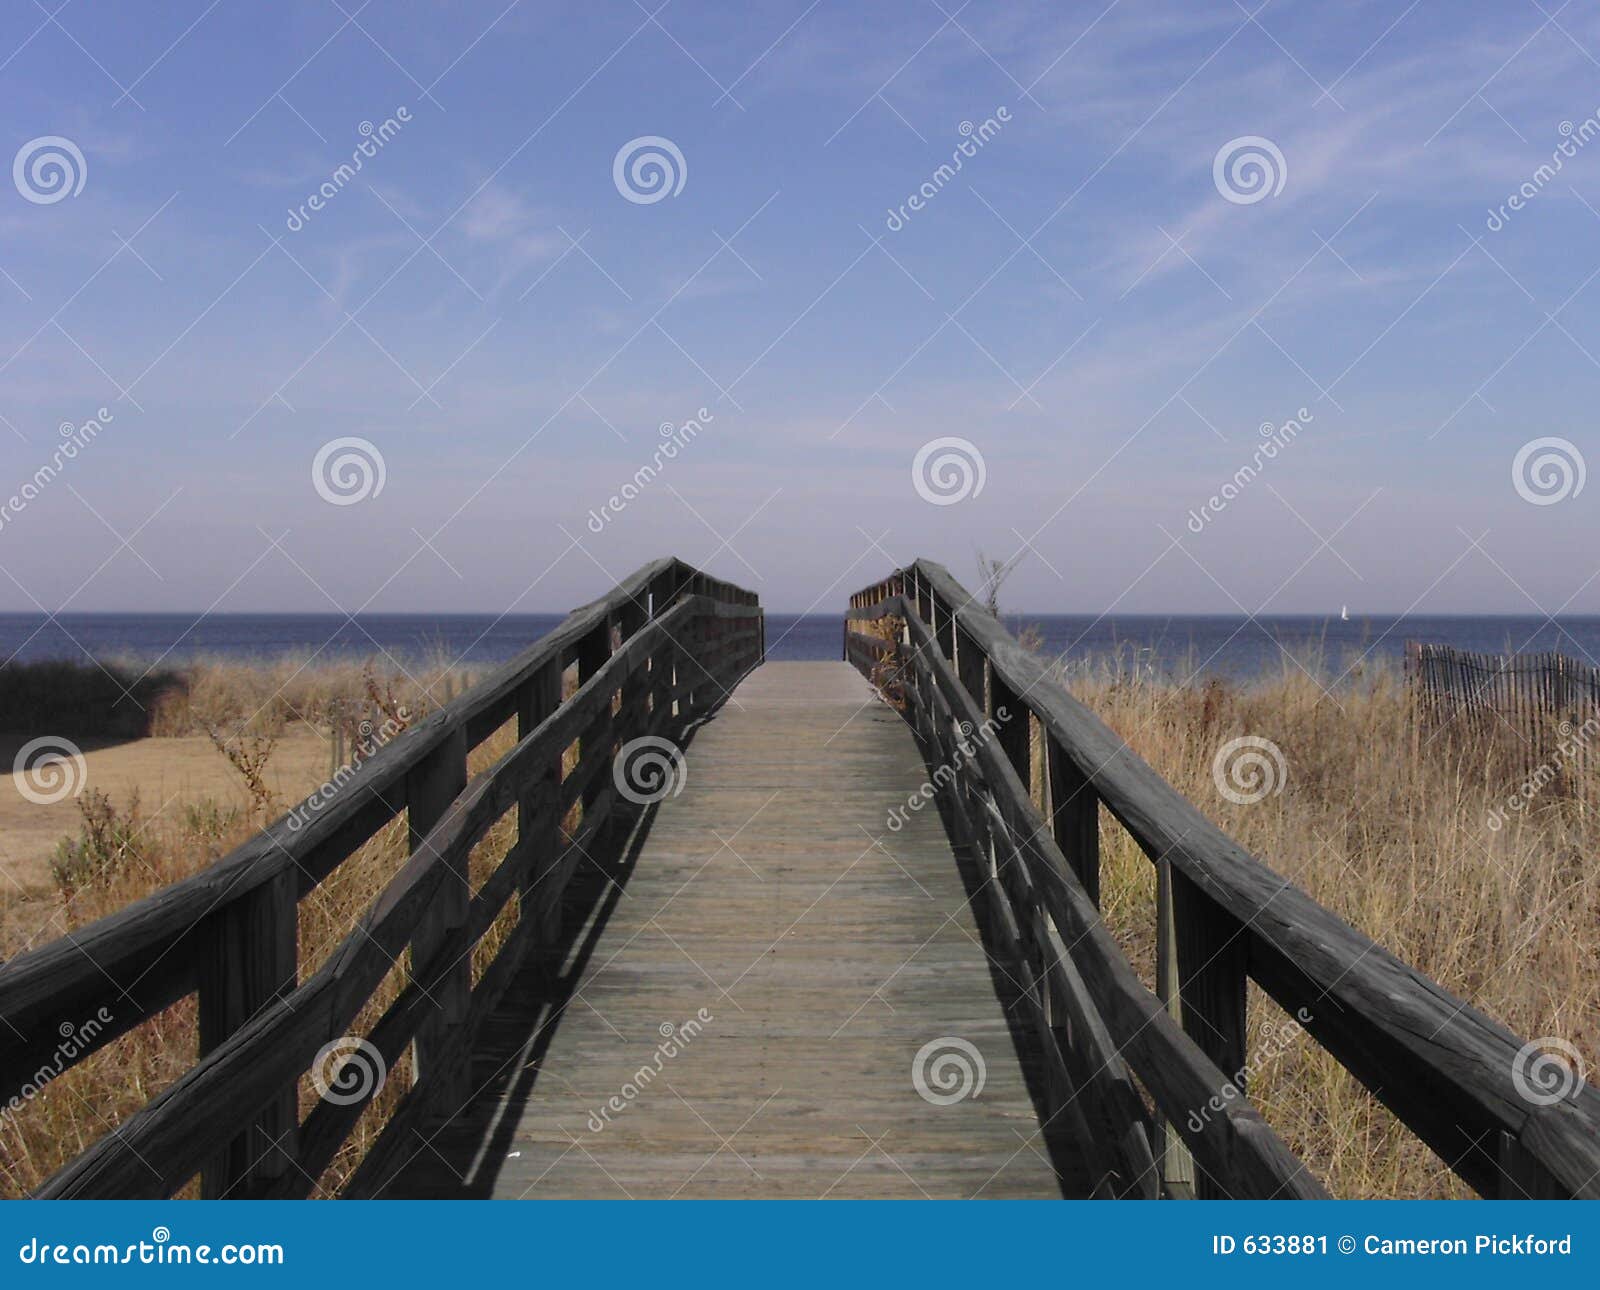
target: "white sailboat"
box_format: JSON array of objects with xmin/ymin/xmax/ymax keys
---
[{"xmin": 1340, "ymin": 604, "xmax": 1349, "ymax": 621}]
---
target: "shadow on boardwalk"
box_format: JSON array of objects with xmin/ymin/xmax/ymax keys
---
[
  {"xmin": 364, "ymin": 748, "xmax": 684, "ymax": 1198},
  {"xmin": 372, "ymin": 690, "xmax": 1081, "ymax": 1199}
]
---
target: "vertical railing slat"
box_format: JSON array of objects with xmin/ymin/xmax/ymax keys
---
[
  {"xmin": 407, "ymin": 724, "xmax": 471, "ymax": 1105},
  {"xmin": 198, "ymin": 868, "xmax": 298, "ymax": 1198}
]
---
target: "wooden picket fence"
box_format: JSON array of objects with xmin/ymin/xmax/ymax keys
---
[{"xmin": 1405, "ymin": 641, "xmax": 1600, "ymax": 797}]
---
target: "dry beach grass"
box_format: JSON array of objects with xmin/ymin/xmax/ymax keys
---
[
  {"xmin": 1, "ymin": 650, "xmax": 1595, "ymax": 1198},
  {"xmin": 1067, "ymin": 649, "xmax": 1599, "ymax": 1198},
  {"xmin": 0, "ymin": 654, "xmax": 498, "ymax": 1198}
]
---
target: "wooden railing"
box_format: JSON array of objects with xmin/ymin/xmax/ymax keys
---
[
  {"xmin": 0, "ymin": 558, "xmax": 762, "ymax": 1199},
  {"xmin": 847, "ymin": 560, "xmax": 1600, "ymax": 1200}
]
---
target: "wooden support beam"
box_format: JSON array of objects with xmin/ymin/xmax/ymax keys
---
[
  {"xmin": 197, "ymin": 868, "xmax": 298, "ymax": 1198},
  {"xmin": 1172, "ymin": 870, "xmax": 1248, "ymax": 1198},
  {"xmin": 1155, "ymin": 858, "xmax": 1196, "ymax": 1199},
  {"xmin": 518, "ymin": 659, "xmax": 565, "ymax": 943},
  {"xmin": 1045, "ymin": 734, "xmax": 1100, "ymax": 907},
  {"xmin": 407, "ymin": 725, "xmax": 470, "ymax": 1106}
]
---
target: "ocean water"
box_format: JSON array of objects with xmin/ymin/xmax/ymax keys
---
[{"xmin": 2, "ymin": 611, "xmax": 1598, "ymax": 681}]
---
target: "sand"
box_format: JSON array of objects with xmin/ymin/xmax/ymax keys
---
[{"xmin": 0, "ymin": 732, "xmax": 332, "ymax": 896}]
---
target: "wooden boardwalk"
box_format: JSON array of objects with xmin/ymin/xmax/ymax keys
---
[
  {"xmin": 20, "ymin": 558, "xmax": 1594, "ymax": 1201},
  {"xmin": 376, "ymin": 662, "xmax": 1067, "ymax": 1198}
]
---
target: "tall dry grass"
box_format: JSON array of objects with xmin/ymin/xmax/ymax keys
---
[
  {"xmin": 4, "ymin": 649, "xmax": 1594, "ymax": 1199},
  {"xmin": 1061, "ymin": 648, "xmax": 1599, "ymax": 1198},
  {"xmin": 0, "ymin": 657, "xmax": 515, "ymax": 1199}
]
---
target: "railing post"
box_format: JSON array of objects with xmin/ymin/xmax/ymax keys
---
[
  {"xmin": 1173, "ymin": 873, "xmax": 1248, "ymax": 1132},
  {"xmin": 616, "ymin": 598, "xmax": 650, "ymax": 742},
  {"xmin": 576, "ymin": 617, "xmax": 614, "ymax": 814},
  {"xmin": 934, "ymin": 596, "xmax": 955, "ymax": 660},
  {"xmin": 1157, "ymin": 864, "xmax": 1247, "ymax": 1198},
  {"xmin": 648, "ymin": 568, "xmax": 684, "ymax": 727},
  {"xmin": 1045, "ymin": 736, "xmax": 1100, "ymax": 906},
  {"xmin": 1154, "ymin": 859, "xmax": 1196, "ymax": 1198},
  {"xmin": 986, "ymin": 663, "xmax": 1030, "ymax": 785},
  {"xmin": 1498, "ymin": 1131, "xmax": 1565, "ymax": 1198},
  {"xmin": 197, "ymin": 869, "xmax": 297, "ymax": 1198},
  {"xmin": 408, "ymin": 724, "xmax": 470, "ymax": 1106},
  {"xmin": 954, "ymin": 626, "xmax": 985, "ymax": 708},
  {"xmin": 518, "ymin": 659, "xmax": 564, "ymax": 942},
  {"xmin": 651, "ymin": 635, "xmax": 677, "ymax": 734}
]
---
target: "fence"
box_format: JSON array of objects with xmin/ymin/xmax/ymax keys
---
[
  {"xmin": 848, "ymin": 562, "xmax": 1600, "ymax": 1199},
  {"xmin": 0, "ymin": 557, "xmax": 762, "ymax": 1198},
  {"xmin": 1406, "ymin": 641, "xmax": 1600, "ymax": 794}
]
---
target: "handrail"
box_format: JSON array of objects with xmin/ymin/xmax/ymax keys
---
[
  {"xmin": 3, "ymin": 558, "xmax": 762, "ymax": 1198},
  {"xmin": 846, "ymin": 560, "xmax": 1600, "ymax": 1199}
]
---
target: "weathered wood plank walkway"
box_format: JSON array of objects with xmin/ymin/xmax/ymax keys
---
[
  {"xmin": 15, "ymin": 558, "xmax": 1598, "ymax": 1199},
  {"xmin": 377, "ymin": 662, "xmax": 1068, "ymax": 1198}
]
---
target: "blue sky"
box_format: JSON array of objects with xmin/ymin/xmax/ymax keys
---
[{"xmin": 3, "ymin": 0, "xmax": 1600, "ymax": 614}]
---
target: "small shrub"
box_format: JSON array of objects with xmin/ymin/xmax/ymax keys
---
[{"xmin": 49, "ymin": 790, "xmax": 148, "ymax": 903}]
